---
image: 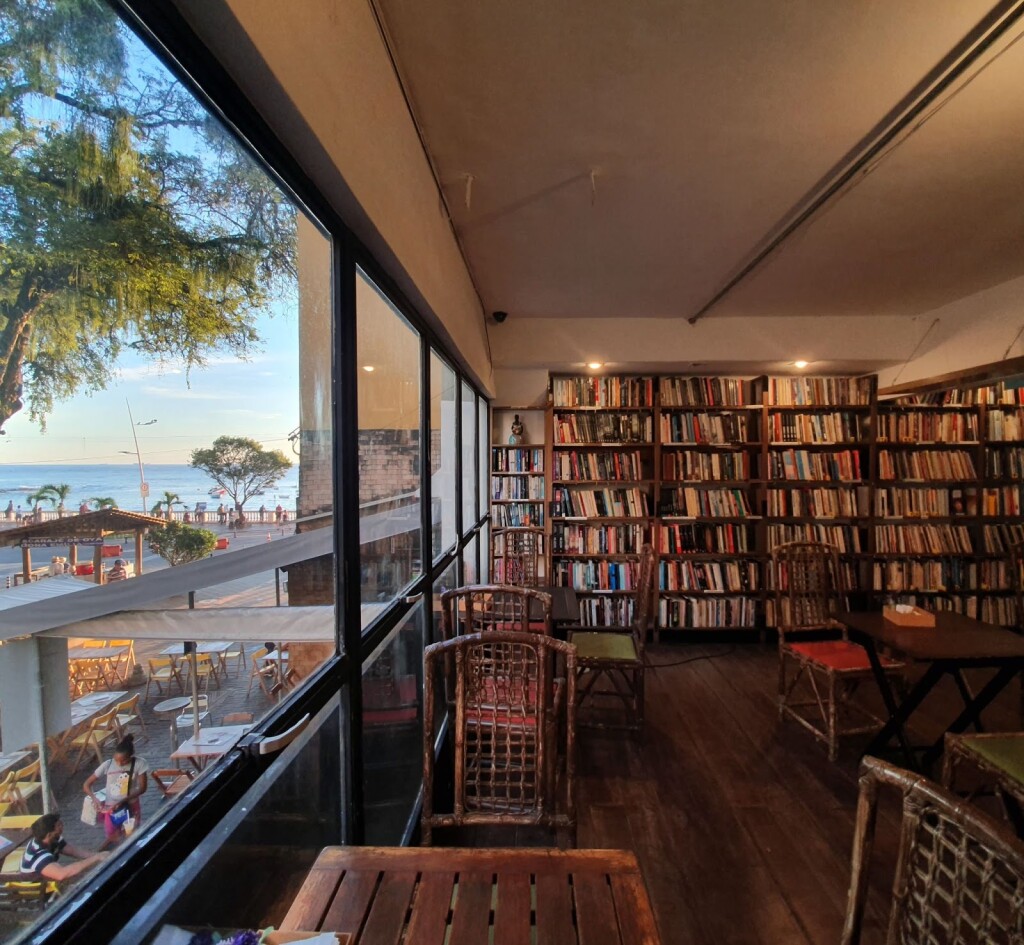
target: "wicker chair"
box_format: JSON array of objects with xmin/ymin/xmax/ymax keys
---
[
  {"xmin": 772, "ymin": 541, "xmax": 902, "ymax": 761},
  {"xmin": 441, "ymin": 584, "xmax": 553, "ymax": 640},
  {"xmin": 497, "ymin": 526, "xmax": 545, "ymax": 587},
  {"xmin": 569, "ymin": 543, "xmax": 654, "ymax": 734},
  {"xmin": 842, "ymin": 755, "xmax": 1024, "ymax": 945},
  {"xmin": 422, "ymin": 630, "xmax": 577, "ymax": 846},
  {"xmin": 942, "ymin": 731, "xmax": 1024, "ymax": 835}
]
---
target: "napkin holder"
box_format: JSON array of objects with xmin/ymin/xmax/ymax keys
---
[{"xmin": 882, "ymin": 604, "xmax": 935, "ymax": 628}]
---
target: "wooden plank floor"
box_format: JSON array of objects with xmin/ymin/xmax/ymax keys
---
[{"xmin": 569, "ymin": 641, "xmax": 1023, "ymax": 945}]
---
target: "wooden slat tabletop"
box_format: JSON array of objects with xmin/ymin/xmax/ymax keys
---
[{"xmin": 281, "ymin": 847, "xmax": 662, "ymax": 945}]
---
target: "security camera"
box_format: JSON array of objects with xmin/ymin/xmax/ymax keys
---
[{"xmin": 492, "ymin": 311, "xmax": 508, "ymax": 324}]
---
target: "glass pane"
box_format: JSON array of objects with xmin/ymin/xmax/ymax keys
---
[
  {"xmin": 479, "ymin": 395, "xmax": 489, "ymax": 530},
  {"xmin": 427, "ymin": 561, "xmax": 459, "ymax": 741},
  {"xmin": 357, "ymin": 269, "xmax": 423, "ymax": 607},
  {"xmin": 0, "ymin": 3, "xmax": 336, "ymax": 915},
  {"xmin": 362, "ymin": 608, "xmax": 425, "ymax": 845},
  {"xmin": 480, "ymin": 521, "xmax": 491, "ymax": 582},
  {"xmin": 461, "ymin": 381, "xmax": 478, "ymax": 530},
  {"xmin": 430, "ymin": 353, "xmax": 458, "ymax": 559},
  {"xmin": 462, "ymin": 533, "xmax": 480, "ymax": 586},
  {"xmin": 107, "ymin": 695, "xmax": 345, "ymax": 943}
]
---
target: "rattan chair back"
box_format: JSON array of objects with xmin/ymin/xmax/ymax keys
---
[
  {"xmin": 422, "ymin": 630, "xmax": 576, "ymax": 844},
  {"xmin": 842, "ymin": 755, "xmax": 1024, "ymax": 945},
  {"xmin": 498, "ymin": 526, "xmax": 544, "ymax": 587},
  {"xmin": 771, "ymin": 540, "xmax": 847, "ymax": 640},
  {"xmin": 441, "ymin": 584, "xmax": 553, "ymax": 639}
]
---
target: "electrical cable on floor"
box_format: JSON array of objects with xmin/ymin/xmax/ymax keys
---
[{"xmin": 643, "ymin": 647, "xmax": 733, "ymax": 667}]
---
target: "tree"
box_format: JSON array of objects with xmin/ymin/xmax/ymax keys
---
[
  {"xmin": 36, "ymin": 482, "xmax": 72, "ymax": 516},
  {"xmin": 89, "ymin": 496, "xmax": 117, "ymax": 509},
  {"xmin": 190, "ymin": 436, "xmax": 292, "ymax": 517},
  {"xmin": 147, "ymin": 520, "xmax": 216, "ymax": 566},
  {"xmin": 0, "ymin": 0, "xmax": 297, "ymax": 432},
  {"xmin": 152, "ymin": 491, "xmax": 181, "ymax": 521}
]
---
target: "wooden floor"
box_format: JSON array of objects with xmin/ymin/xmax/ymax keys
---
[{"xmin": 568, "ymin": 641, "xmax": 1022, "ymax": 945}]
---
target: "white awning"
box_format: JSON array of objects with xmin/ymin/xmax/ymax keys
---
[{"xmin": 0, "ymin": 574, "xmax": 96, "ymax": 611}]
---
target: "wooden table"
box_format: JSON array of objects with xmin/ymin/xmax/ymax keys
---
[
  {"xmin": 281, "ymin": 846, "xmax": 662, "ymax": 945},
  {"xmin": 68, "ymin": 645, "xmax": 130, "ymax": 689},
  {"xmin": 170, "ymin": 724, "xmax": 251, "ymax": 769},
  {"xmin": 839, "ymin": 610, "xmax": 1024, "ymax": 770},
  {"xmin": 159, "ymin": 641, "xmax": 234, "ymax": 676}
]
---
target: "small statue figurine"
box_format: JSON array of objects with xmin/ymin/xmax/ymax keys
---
[{"xmin": 508, "ymin": 414, "xmax": 524, "ymax": 445}]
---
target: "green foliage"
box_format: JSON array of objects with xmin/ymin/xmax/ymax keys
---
[
  {"xmin": 190, "ymin": 435, "xmax": 292, "ymax": 513},
  {"xmin": 35, "ymin": 483, "xmax": 71, "ymax": 508},
  {"xmin": 147, "ymin": 520, "xmax": 216, "ymax": 567},
  {"xmin": 152, "ymin": 490, "xmax": 181, "ymax": 519},
  {"xmin": 0, "ymin": 0, "xmax": 297, "ymax": 430},
  {"xmin": 89, "ymin": 496, "xmax": 117, "ymax": 509}
]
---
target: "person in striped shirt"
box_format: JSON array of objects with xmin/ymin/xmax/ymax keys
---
[{"xmin": 20, "ymin": 814, "xmax": 108, "ymax": 882}]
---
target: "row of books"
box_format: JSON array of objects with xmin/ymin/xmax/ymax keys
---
[
  {"xmin": 552, "ymin": 412, "xmax": 653, "ymax": 444},
  {"xmin": 553, "ymin": 559, "xmax": 641, "ymax": 591},
  {"xmin": 550, "ymin": 522, "xmax": 646, "ymax": 555},
  {"xmin": 553, "ymin": 450, "xmax": 647, "ymax": 482},
  {"xmin": 878, "ymin": 449, "xmax": 976, "ymax": 481},
  {"xmin": 987, "ymin": 409, "xmax": 1024, "ymax": 441},
  {"xmin": 659, "ymin": 522, "xmax": 753, "ymax": 554},
  {"xmin": 659, "ymin": 376, "xmax": 751, "ymax": 407},
  {"xmin": 491, "ymin": 447, "xmax": 544, "ymax": 473},
  {"xmin": 552, "ymin": 376, "xmax": 653, "ymax": 407},
  {"xmin": 491, "ymin": 477, "xmax": 545, "ymax": 500},
  {"xmin": 879, "ymin": 594, "xmax": 1016, "ymax": 625},
  {"xmin": 982, "ymin": 523, "xmax": 1024, "ymax": 552},
  {"xmin": 490, "ymin": 503, "xmax": 544, "ymax": 527},
  {"xmin": 661, "ymin": 451, "xmax": 751, "ymax": 481},
  {"xmin": 767, "ymin": 487, "xmax": 860, "ymax": 518},
  {"xmin": 658, "ymin": 560, "xmax": 759, "ymax": 592},
  {"xmin": 768, "ymin": 411, "xmax": 863, "ymax": 444},
  {"xmin": 767, "ymin": 376, "xmax": 871, "ymax": 406},
  {"xmin": 875, "ymin": 487, "xmax": 972, "ymax": 518},
  {"xmin": 768, "ymin": 524, "xmax": 862, "ymax": 552},
  {"xmin": 980, "ymin": 486, "xmax": 1024, "ymax": 516},
  {"xmin": 895, "ymin": 385, "xmax": 1024, "ymax": 406},
  {"xmin": 769, "ymin": 449, "xmax": 862, "ymax": 481},
  {"xmin": 660, "ymin": 411, "xmax": 751, "ymax": 444},
  {"xmin": 877, "ymin": 412, "xmax": 978, "ymax": 443},
  {"xmin": 660, "ymin": 487, "xmax": 752, "ymax": 518},
  {"xmin": 872, "ymin": 559, "xmax": 980, "ymax": 592},
  {"xmin": 767, "ymin": 561, "xmax": 858, "ymax": 594},
  {"xmin": 986, "ymin": 449, "xmax": 1024, "ymax": 480},
  {"xmin": 873, "ymin": 525, "xmax": 973, "ymax": 554},
  {"xmin": 657, "ymin": 596, "xmax": 757, "ymax": 628},
  {"xmin": 551, "ymin": 486, "xmax": 650, "ymax": 518},
  {"xmin": 578, "ymin": 596, "xmax": 635, "ymax": 626}
]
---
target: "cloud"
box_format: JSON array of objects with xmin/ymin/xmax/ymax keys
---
[
  {"xmin": 116, "ymin": 364, "xmax": 184, "ymax": 381},
  {"xmin": 140, "ymin": 385, "xmax": 235, "ymax": 401}
]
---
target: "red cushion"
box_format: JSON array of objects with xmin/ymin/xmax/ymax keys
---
[{"xmin": 787, "ymin": 640, "xmax": 899, "ymax": 672}]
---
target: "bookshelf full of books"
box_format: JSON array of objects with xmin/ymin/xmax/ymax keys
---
[
  {"xmin": 549, "ymin": 376, "xmax": 655, "ymax": 627},
  {"xmin": 490, "ymin": 407, "xmax": 547, "ymax": 583}
]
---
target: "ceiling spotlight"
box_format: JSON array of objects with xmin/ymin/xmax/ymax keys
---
[
  {"xmin": 362, "ymin": 365, "xmax": 375, "ymax": 372},
  {"xmin": 793, "ymin": 360, "xmax": 809, "ymax": 369},
  {"xmin": 586, "ymin": 361, "xmax": 604, "ymax": 370}
]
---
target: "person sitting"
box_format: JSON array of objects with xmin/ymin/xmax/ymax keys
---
[
  {"xmin": 83, "ymin": 735, "xmax": 149, "ymax": 849},
  {"xmin": 20, "ymin": 813, "xmax": 108, "ymax": 883},
  {"xmin": 106, "ymin": 559, "xmax": 128, "ymax": 583}
]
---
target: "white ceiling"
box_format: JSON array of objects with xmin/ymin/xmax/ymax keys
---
[{"xmin": 374, "ymin": 0, "xmax": 1024, "ymax": 322}]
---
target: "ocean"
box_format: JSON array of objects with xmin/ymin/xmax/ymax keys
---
[{"xmin": 0, "ymin": 464, "xmax": 299, "ymax": 515}]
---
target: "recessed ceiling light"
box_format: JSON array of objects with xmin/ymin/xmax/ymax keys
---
[
  {"xmin": 793, "ymin": 360, "xmax": 809, "ymax": 369},
  {"xmin": 586, "ymin": 361, "xmax": 604, "ymax": 370},
  {"xmin": 362, "ymin": 365, "xmax": 375, "ymax": 372}
]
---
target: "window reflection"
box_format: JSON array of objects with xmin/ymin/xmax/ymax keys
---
[
  {"xmin": 430, "ymin": 353, "xmax": 458, "ymax": 560},
  {"xmin": 461, "ymin": 381, "xmax": 478, "ymax": 531}
]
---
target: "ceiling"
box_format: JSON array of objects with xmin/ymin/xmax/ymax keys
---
[{"xmin": 374, "ymin": 0, "xmax": 1024, "ymax": 322}]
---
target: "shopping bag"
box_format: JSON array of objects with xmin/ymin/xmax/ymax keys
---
[{"xmin": 80, "ymin": 796, "xmax": 98, "ymax": 827}]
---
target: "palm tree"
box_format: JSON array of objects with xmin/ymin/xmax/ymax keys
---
[
  {"xmin": 90, "ymin": 497, "xmax": 118, "ymax": 510},
  {"xmin": 26, "ymin": 489, "xmax": 48, "ymax": 521},
  {"xmin": 38, "ymin": 483, "xmax": 72, "ymax": 517},
  {"xmin": 154, "ymin": 491, "xmax": 182, "ymax": 521}
]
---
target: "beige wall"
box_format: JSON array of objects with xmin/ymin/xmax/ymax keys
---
[{"xmin": 173, "ymin": 0, "xmax": 494, "ymax": 396}]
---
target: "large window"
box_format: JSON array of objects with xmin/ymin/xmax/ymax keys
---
[
  {"xmin": 461, "ymin": 380, "xmax": 479, "ymax": 531},
  {"xmin": 430, "ymin": 353, "xmax": 458, "ymax": 559}
]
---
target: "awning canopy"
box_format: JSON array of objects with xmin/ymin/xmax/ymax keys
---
[
  {"xmin": 0, "ymin": 509, "xmax": 167, "ymax": 545},
  {"xmin": 0, "ymin": 574, "xmax": 96, "ymax": 611}
]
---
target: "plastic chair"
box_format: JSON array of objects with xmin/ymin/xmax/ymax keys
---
[
  {"xmin": 842, "ymin": 755, "xmax": 1024, "ymax": 945},
  {"xmin": 772, "ymin": 540, "xmax": 903, "ymax": 761},
  {"xmin": 570, "ymin": 543, "xmax": 654, "ymax": 734},
  {"xmin": 145, "ymin": 657, "xmax": 185, "ymax": 702}
]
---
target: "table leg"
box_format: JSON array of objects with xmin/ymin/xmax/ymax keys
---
[
  {"xmin": 861, "ymin": 660, "xmax": 946, "ymax": 770},
  {"xmin": 951, "ymin": 670, "xmax": 984, "ymax": 733},
  {"xmin": 920, "ymin": 665, "xmax": 1021, "ymax": 769}
]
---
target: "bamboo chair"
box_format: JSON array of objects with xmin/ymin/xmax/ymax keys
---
[
  {"xmin": 498, "ymin": 526, "xmax": 545, "ymax": 587},
  {"xmin": 842, "ymin": 755, "xmax": 1024, "ymax": 945},
  {"xmin": 67, "ymin": 704, "xmax": 121, "ymax": 772},
  {"xmin": 144, "ymin": 657, "xmax": 185, "ymax": 702},
  {"xmin": 114, "ymin": 693, "xmax": 147, "ymax": 741},
  {"xmin": 422, "ymin": 630, "xmax": 577, "ymax": 847},
  {"xmin": 772, "ymin": 541, "xmax": 902, "ymax": 762},
  {"xmin": 942, "ymin": 731, "xmax": 1024, "ymax": 835},
  {"xmin": 569, "ymin": 543, "xmax": 654, "ymax": 734}
]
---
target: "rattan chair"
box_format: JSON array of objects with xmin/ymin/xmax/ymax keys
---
[
  {"xmin": 569, "ymin": 543, "xmax": 654, "ymax": 734},
  {"xmin": 772, "ymin": 541, "xmax": 902, "ymax": 761},
  {"xmin": 942, "ymin": 731, "xmax": 1024, "ymax": 835},
  {"xmin": 497, "ymin": 526, "xmax": 545, "ymax": 587},
  {"xmin": 422, "ymin": 630, "xmax": 577, "ymax": 846},
  {"xmin": 441, "ymin": 584, "xmax": 553, "ymax": 640},
  {"xmin": 842, "ymin": 755, "xmax": 1024, "ymax": 945}
]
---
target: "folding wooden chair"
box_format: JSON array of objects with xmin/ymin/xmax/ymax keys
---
[
  {"xmin": 222, "ymin": 712, "xmax": 254, "ymax": 726},
  {"xmin": 222, "ymin": 642, "xmax": 246, "ymax": 676},
  {"xmin": 11, "ymin": 760, "xmax": 49, "ymax": 811},
  {"xmin": 190, "ymin": 653, "xmax": 221, "ymax": 691},
  {"xmin": 144, "ymin": 657, "xmax": 185, "ymax": 702},
  {"xmin": 246, "ymin": 647, "xmax": 275, "ymax": 699},
  {"xmin": 67, "ymin": 704, "xmax": 121, "ymax": 772},
  {"xmin": 151, "ymin": 768, "xmax": 195, "ymax": 799},
  {"xmin": 114, "ymin": 693, "xmax": 147, "ymax": 741},
  {"xmin": 0, "ymin": 772, "xmax": 26, "ymax": 816}
]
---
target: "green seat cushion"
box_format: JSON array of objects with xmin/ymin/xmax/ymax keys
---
[
  {"xmin": 960, "ymin": 734, "xmax": 1024, "ymax": 785},
  {"xmin": 571, "ymin": 632, "xmax": 638, "ymax": 662}
]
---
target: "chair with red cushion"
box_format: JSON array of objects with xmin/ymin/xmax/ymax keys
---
[
  {"xmin": 422, "ymin": 630, "xmax": 577, "ymax": 847},
  {"xmin": 772, "ymin": 541, "xmax": 902, "ymax": 761}
]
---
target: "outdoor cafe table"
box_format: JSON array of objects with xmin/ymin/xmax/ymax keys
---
[
  {"xmin": 67, "ymin": 645, "xmax": 131, "ymax": 688},
  {"xmin": 170, "ymin": 725, "xmax": 251, "ymax": 769},
  {"xmin": 838, "ymin": 610, "xmax": 1024, "ymax": 771},
  {"xmin": 49, "ymin": 690, "xmax": 128, "ymax": 764},
  {"xmin": 281, "ymin": 846, "xmax": 662, "ymax": 945}
]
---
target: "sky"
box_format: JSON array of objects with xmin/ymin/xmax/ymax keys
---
[{"xmin": 3, "ymin": 309, "xmax": 301, "ymax": 465}]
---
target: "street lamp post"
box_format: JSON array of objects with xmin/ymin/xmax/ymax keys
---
[{"xmin": 123, "ymin": 400, "xmax": 156, "ymax": 513}]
